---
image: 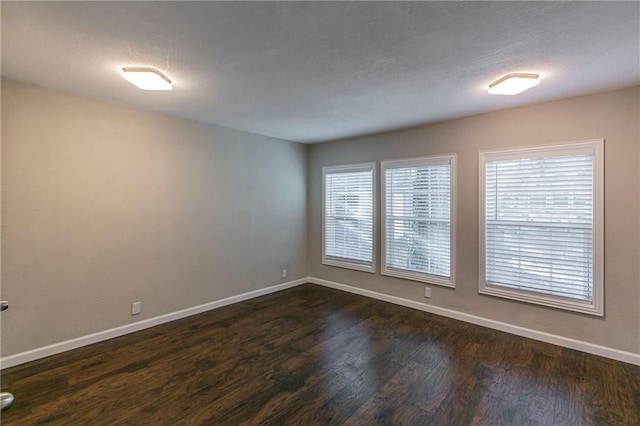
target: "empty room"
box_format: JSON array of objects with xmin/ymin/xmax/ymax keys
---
[{"xmin": 1, "ymin": 1, "xmax": 639, "ymax": 425}]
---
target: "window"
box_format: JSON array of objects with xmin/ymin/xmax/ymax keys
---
[
  {"xmin": 479, "ymin": 140, "xmax": 604, "ymax": 315},
  {"xmin": 322, "ymin": 163, "xmax": 376, "ymax": 272},
  {"xmin": 381, "ymin": 155, "xmax": 456, "ymax": 287}
]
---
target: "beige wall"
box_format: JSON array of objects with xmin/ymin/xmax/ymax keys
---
[
  {"xmin": 1, "ymin": 80, "xmax": 308, "ymax": 356},
  {"xmin": 2, "ymin": 80, "xmax": 638, "ymax": 360},
  {"xmin": 309, "ymin": 86, "xmax": 640, "ymax": 354}
]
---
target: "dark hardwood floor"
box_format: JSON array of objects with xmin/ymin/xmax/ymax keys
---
[{"xmin": 2, "ymin": 284, "xmax": 639, "ymax": 425}]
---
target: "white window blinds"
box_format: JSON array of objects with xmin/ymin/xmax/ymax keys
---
[
  {"xmin": 480, "ymin": 141, "xmax": 603, "ymax": 315},
  {"xmin": 382, "ymin": 156, "xmax": 455, "ymax": 286},
  {"xmin": 323, "ymin": 164, "xmax": 375, "ymax": 272}
]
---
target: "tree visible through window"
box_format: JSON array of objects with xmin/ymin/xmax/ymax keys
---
[{"xmin": 382, "ymin": 155, "xmax": 455, "ymax": 287}]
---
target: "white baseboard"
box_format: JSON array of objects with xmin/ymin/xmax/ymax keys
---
[
  {"xmin": 1, "ymin": 278, "xmax": 307, "ymax": 369},
  {"xmin": 308, "ymin": 277, "xmax": 640, "ymax": 366},
  {"xmin": 4, "ymin": 276, "xmax": 638, "ymax": 369}
]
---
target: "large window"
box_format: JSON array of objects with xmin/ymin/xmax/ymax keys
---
[
  {"xmin": 479, "ymin": 141, "xmax": 604, "ymax": 315},
  {"xmin": 382, "ymin": 155, "xmax": 456, "ymax": 287},
  {"xmin": 322, "ymin": 163, "xmax": 376, "ymax": 272}
]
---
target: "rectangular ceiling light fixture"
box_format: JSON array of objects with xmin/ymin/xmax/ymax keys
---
[
  {"xmin": 122, "ymin": 67, "xmax": 172, "ymax": 91},
  {"xmin": 488, "ymin": 73, "xmax": 539, "ymax": 95}
]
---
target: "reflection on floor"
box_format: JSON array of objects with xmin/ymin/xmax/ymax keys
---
[{"xmin": 2, "ymin": 284, "xmax": 639, "ymax": 425}]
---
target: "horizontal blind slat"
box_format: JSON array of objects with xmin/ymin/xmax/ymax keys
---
[
  {"xmin": 385, "ymin": 161, "xmax": 452, "ymax": 279},
  {"xmin": 484, "ymin": 151, "xmax": 595, "ymax": 302},
  {"xmin": 325, "ymin": 168, "xmax": 374, "ymax": 265}
]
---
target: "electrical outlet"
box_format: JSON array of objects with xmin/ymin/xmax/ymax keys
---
[
  {"xmin": 281, "ymin": 268, "xmax": 288, "ymax": 279},
  {"xmin": 424, "ymin": 287, "xmax": 432, "ymax": 298},
  {"xmin": 131, "ymin": 301, "xmax": 141, "ymax": 315}
]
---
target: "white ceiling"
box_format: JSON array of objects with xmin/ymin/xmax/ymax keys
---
[{"xmin": 2, "ymin": 1, "xmax": 639, "ymax": 143}]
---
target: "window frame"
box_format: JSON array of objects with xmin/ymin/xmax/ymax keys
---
[
  {"xmin": 381, "ymin": 154, "xmax": 457, "ymax": 287},
  {"xmin": 478, "ymin": 140, "xmax": 604, "ymax": 316},
  {"xmin": 322, "ymin": 162, "xmax": 377, "ymax": 273}
]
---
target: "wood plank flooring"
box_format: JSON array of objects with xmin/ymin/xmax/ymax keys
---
[{"xmin": 1, "ymin": 284, "xmax": 639, "ymax": 425}]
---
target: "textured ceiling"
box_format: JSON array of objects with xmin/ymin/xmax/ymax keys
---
[{"xmin": 2, "ymin": 1, "xmax": 639, "ymax": 143}]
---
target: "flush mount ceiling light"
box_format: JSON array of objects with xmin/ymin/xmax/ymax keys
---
[
  {"xmin": 121, "ymin": 67, "xmax": 172, "ymax": 91},
  {"xmin": 488, "ymin": 73, "xmax": 540, "ymax": 95}
]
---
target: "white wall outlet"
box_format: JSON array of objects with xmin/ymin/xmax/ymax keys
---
[
  {"xmin": 131, "ymin": 301, "xmax": 141, "ymax": 315},
  {"xmin": 424, "ymin": 287, "xmax": 432, "ymax": 298},
  {"xmin": 281, "ymin": 268, "xmax": 288, "ymax": 279}
]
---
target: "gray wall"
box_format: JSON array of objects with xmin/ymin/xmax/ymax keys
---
[
  {"xmin": 2, "ymin": 79, "xmax": 638, "ymax": 359},
  {"xmin": 1, "ymin": 80, "xmax": 308, "ymax": 356},
  {"xmin": 309, "ymin": 86, "xmax": 640, "ymax": 354}
]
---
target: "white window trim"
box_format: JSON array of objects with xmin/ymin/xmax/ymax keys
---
[
  {"xmin": 478, "ymin": 140, "xmax": 604, "ymax": 316},
  {"xmin": 381, "ymin": 155, "xmax": 457, "ymax": 288},
  {"xmin": 322, "ymin": 162, "xmax": 377, "ymax": 273}
]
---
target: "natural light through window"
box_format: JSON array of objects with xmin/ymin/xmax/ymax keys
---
[
  {"xmin": 479, "ymin": 141, "xmax": 604, "ymax": 315},
  {"xmin": 382, "ymin": 155, "xmax": 456, "ymax": 287},
  {"xmin": 323, "ymin": 163, "xmax": 376, "ymax": 272}
]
